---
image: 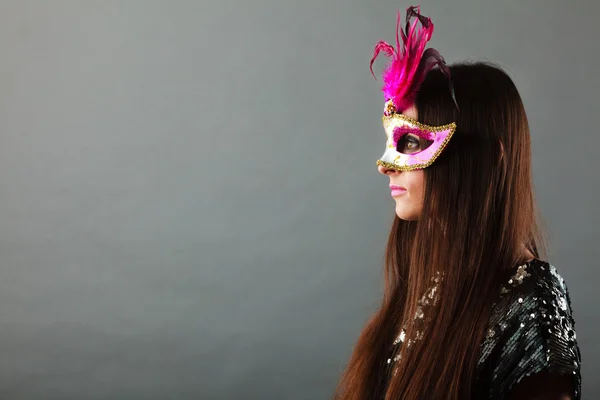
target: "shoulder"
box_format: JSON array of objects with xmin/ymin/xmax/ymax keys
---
[{"xmin": 475, "ymin": 259, "xmax": 582, "ymax": 400}]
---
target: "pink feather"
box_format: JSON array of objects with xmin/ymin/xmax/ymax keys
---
[{"xmin": 370, "ymin": 6, "xmax": 454, "ymax": 113}]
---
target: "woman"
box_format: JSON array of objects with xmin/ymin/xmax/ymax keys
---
[{"xmin": 333, "ymin": 6, "xmax": 582, "ymax": 400}]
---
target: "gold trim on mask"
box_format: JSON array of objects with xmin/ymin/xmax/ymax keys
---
[{"xmin": 382, "ymin": 113, "xmax": 456, "ymax": 135}]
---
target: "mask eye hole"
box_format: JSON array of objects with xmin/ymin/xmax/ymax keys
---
[
  {"xmin": 392, "ymin": 125, "xmax": 435, "ymax": 154},
  {"xmin": 396, "ymin": 133, "xmax": 434, "ymax": 154}
]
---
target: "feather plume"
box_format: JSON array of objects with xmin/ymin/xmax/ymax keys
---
[{"xmin": 370, "ymin": 6, "xmax": 459, "ymax": 112}]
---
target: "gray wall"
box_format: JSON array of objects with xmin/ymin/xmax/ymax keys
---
[{"xmin": 0, "ymin": 0, "xmax": 597, "ymax": 399}]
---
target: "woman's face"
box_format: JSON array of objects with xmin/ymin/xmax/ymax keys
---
[{"xmin": 377, "ymin": 105, "xmax": 424, "ymax": 221}]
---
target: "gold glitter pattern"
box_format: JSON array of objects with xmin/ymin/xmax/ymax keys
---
[{"xmin": 382, "ymin": 109, "xmax": 456, "ymax": 135}]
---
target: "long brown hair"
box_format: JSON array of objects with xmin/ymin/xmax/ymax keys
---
[{"xmin": 334, "ymin": 62, "xmax": 547, "ymax": 400}]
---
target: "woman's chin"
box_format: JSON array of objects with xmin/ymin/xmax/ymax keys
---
[{"xmin": 395, "ymin": 204, "xmax": 420, "ymax": 221}]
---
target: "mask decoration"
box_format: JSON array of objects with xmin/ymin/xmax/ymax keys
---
[{"xmin": 370, "ymin": 6, "xmax": 459, "ymax": 172}]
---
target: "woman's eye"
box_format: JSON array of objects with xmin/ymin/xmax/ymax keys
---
[
  {"xmin": 398, "ymin": 135, "xmax": 421, "ymax": 153},
  {"xmin": 406, "ymin": 137, "xmax": 419, "ymax": 149}
]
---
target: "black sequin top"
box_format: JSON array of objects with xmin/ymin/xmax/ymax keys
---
[
  {"xmin": 384, "ymin": 259, "xmax": 582, "ymax": 399},
  {"xmin": 474, "ymin": 259, "xmax": 581, "ymax": 399}
]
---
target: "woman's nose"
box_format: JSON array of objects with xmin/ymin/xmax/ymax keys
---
[{"xmin": 378, "ymin": 164, "xmax": 400, "ymax": 175}]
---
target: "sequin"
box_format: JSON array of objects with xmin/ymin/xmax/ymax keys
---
[
  {"xmin": 393, "ymin": 330, "xmax": 406, "ymax": 345},
  {"xmin": 475, "ymin": 260, "xmax": 581, "ymax": 399},
  {"xmin": 389, "ymin": 272, "xmax": 444, "ymax": 362},
  {"xmin": 513, "ymin": 264, "xmax": 531, "ymax": 284}
]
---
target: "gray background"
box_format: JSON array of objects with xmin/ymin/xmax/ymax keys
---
[{"xmin": 0, "ymin": 0, "xmax": 597, "ymax": 399}]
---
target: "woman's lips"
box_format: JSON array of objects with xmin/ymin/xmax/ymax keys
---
[{"xmin": 389, "ymin": 185, "xmax": 407, "ymax": 197}]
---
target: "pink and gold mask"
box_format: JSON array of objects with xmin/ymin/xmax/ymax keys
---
[
  {"xmin": 376, "ymin": 100, "xmax": 456, "ymax": 171},
  {"xmin": 370, "ymin": 7, "xmax": 459, "ymax": 171}
]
